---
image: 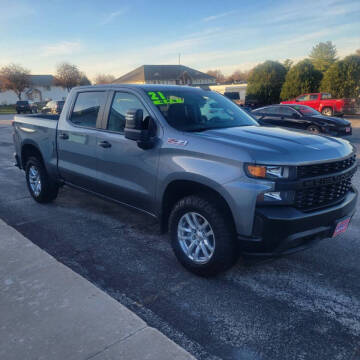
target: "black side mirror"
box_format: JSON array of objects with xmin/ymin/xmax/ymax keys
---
[
  {"xmin": 124, "ymin": 109, "xmax": 156, "ymax": 150},
  {"xmin": 293, "ymin": 113, "xmax": 300, "ymax": 119}
]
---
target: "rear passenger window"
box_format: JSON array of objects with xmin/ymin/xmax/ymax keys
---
[
  {"xmin": 108, "ymin": 92, "xmax": 149, "ymax": 133},
  {"xmin": 278, "ymin": 107, "xmax": 296, "ymax": 116},
  {"xmin": 266, "ymin": 106, "xmax": 281, "ymax": 115},
  {"xmin": 321, "ymin": 93, "xmax": 332, "ymax": 100},
  {"xmin": 70, "ymin": 92, "xmax": 106, "ymax": 128}
]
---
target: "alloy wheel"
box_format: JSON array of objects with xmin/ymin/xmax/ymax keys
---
[
  {"xmin": 28, "ymin": 165, "xmax": 42, "ymax": 197},
  {"xmin": 177, "ymin": 212, "xmax": 215, "ymax": 264}
]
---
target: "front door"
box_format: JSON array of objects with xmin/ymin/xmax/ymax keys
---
[
  {"xmin": 95, "ymin": 91, "xmax": 160, "ymax": 214},
  {"xmin": 57, "ymin": 91, "xmax": 107, "ymax": 191}
]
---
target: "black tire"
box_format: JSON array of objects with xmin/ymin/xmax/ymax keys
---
[
  {"xmin": 25, "ymin": 156, "xmax": 59, "ymax": 203},
  {"xmin": 306, "ymin": 124, "xmax": 321, "ymax": 134},
  {"xmin": 17, "ymin": 111, "xmax": 20, "ymax": 114},
  {"xmin": 321, "ymin": 107, "xmax": 333, "ymax": 116},
  {"xmin": 169, "ymin": 195, "xmax": 238, "ymax": 276}
]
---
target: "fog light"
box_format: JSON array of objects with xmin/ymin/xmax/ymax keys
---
[
  {"xmin": 264, "ymin": 192, "xmax": 282, "ymax": 201},
  {"xmin": 257, "ymin": 190, "xmax": 295, "ymax": 204}
]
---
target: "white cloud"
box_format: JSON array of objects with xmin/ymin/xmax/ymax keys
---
[
  {"xmin": 100, "ymin": 9, "xmax": 127, "ymax": 25},
  {"xmin": 202, "ymin": 10, "xmax": 236, "ymax": 22},
  {"xmin": 263, "ymin": 0, "xmax": 360, "ymax": 25},
  {"xmin": 40, "ymin": 41, "xmax": 82, "ymax": 57}
]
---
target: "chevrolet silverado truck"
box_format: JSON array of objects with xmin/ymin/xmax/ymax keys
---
[
  {"xmin": 12, "ymin": 85, "xmax": 358, "ymax": 276},
  {"xmin": 281, "ymin": 92, "xmax": 355, "ymax": 116}
]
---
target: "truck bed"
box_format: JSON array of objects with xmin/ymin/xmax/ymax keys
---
[{"xmin": 13, "ymin": 114, "xmax": 59, "ymax": 173}]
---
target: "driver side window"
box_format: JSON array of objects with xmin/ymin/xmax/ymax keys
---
[{"xmin": 108, "ymin": 92, "xmax": 149, "ymax": 133}]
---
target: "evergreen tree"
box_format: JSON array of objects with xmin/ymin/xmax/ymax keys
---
[
  {"xmin": 246, "ymin": 61, "xmax": 286, "ymax": 105},
  {"xmin": 280, "ymin": 59, "xmax": 322, "ymax": 100}
]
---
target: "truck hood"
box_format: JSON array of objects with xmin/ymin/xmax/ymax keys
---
[{"xmin": 194, "ymin": 126, "xmax": 354, "ymax": 165}]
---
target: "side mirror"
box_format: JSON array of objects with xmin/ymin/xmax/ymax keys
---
[
  {"xmin": 293, "ymin": 113, "xmax": 300, "ymax": 119},
  {"xmin": 124, "ymin": 109, "xmax": 156, "ymax": 150}
]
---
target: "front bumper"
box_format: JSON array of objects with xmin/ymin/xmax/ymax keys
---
[
  {"xmin": 238, "ymin": 188, "xmax": 358, "ymax": 256},
  {"xmin": 323, "ymin": 126, "xmax": 352, "ymax": 137}
]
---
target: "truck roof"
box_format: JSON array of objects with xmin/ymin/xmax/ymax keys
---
[{"xmin": 72, "ymin": 84, "xmax": 209, "ymax": 92}]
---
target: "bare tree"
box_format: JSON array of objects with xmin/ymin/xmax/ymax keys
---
[
  {"xmin": 54, "ymin": 62, "xmax": 85, "ymax": 91},
  {"xmin": 79, "ymin": 72, "xmax": 91, "ymax": 86},
  {"xmin": 226, "ymin": 70, "xmax": 251, "ymax": 83},
  {"xmin": 356, "ymin": 49, "xmax": 360, "ymax": 56},
  {"xmin": 94, "ymin": 74, "xmax": 116, "ymax": 84},
  {"xmin": 0, "ymin": 64, "xmax": 31, "ymax": 100},
  {"xmin": 206, "ymin": 69, "xmax": 225, "ymax": 83}
]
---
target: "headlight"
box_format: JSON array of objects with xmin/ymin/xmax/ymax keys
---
[{"xmin": 245, "ymin": 164, "xmax": 292, "ymax": 179}]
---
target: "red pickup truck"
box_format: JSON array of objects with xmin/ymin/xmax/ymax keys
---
[{"xmin": 281, "ymin": 93, "xmax": 355, "ymax": 116}]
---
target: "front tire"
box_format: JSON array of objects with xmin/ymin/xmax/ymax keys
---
[
  {"xmin": 169, "ymin": 195, "xmax": 238, "ymax": 276},
  {"xmin": 25, "ymin": 157, "xmax": 59, "ymax": 203}
]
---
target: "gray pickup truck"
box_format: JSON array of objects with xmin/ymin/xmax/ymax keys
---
[{"xmin": 13, "ymin": 85, "xmax": 358, "ymax": 276}]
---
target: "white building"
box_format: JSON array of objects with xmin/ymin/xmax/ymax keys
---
[
  {"xmin": 0, "ymin": 75, "xmax": 68, "ymax": 105},
  {"xmin": 209, "ymin": 84, "xmax": 248, "ymax": 104}
]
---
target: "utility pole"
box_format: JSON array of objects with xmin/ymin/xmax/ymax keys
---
[{"xmin": 178, "ymin": 53, "xmax": 181, "ymax": 65}]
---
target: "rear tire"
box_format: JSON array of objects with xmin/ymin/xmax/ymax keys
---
[
  {"xmin": 169, "ymin": 195, "xmax": 238, "ymax": 276},
  {"xmin": 25, "ymin": 157, "xmax": 59, "ymax": 203},
  {"xmin": 321, "ymin": 107, "xmax": 333, "ymax": 116}
]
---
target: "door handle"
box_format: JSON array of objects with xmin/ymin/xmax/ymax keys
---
[
  {"xmin": 59, "ymin": 133, "xmax": 69, "ymax": 140},
  {"xmin": 98, "ymin": 140, "xmax": 112, "ymax": 148}
]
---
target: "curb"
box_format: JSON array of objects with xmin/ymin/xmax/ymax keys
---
[{"xmin": 0, "ymin": 219, "xmax": 195, "ymax": 360}]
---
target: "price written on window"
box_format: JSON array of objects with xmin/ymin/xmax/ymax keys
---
[{"xmin": 147, "ymin": 91, "xmax": 184, "ymax": 105}]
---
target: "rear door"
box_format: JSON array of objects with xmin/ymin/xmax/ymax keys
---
[
  {"xmin": 305, "ymin": 94, "xmax": 320, "ymax": 111},
  {"xmin": 57, "ymin": 90, "xmax": 107, "ymax": 191},
  {"xmin": 256, "ymin": 106, "xmax": 283, "ymax": 126},
  {"xmin": 95, "ymin": 89, "xmax": 160, "ymax": 214},
  {"xmin": 276, "ymin": 106, "xmax": 305, "ymax": 130}
]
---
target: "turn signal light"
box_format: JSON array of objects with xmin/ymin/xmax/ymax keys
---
[{"xmin": 247, "ymin": 165, "xmax": 266, "ymax": 178}]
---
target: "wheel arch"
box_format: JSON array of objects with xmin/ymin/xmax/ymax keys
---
[
  {"xmin": 320, "ymin": 105, "xmax": 334, "ymax": 113},
  {"xmin": 160, "ymin": 179, "xmax": 236, "ymax": 234},
  {"xmin": 21, "ymin": 141, "xmax": 45, "ymax": 169}
]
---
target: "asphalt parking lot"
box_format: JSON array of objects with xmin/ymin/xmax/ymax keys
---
[{"xmin": 1, "ymin": 114, "xmax": 360, "ymax": 360}]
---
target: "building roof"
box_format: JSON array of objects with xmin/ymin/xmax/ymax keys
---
[
  {"xmin": 113, "ymin": 65, "xmax": 216, "ymax": 83},
  {"xmin": 30, "ymin": 75, "xmax": 54, "ymax": 87}
]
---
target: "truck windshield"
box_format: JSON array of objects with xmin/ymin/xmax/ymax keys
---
[{"xmin": 146, "ymin": 89, "xmax": 258, "ymax": 132}]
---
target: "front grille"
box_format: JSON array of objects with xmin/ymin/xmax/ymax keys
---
[
  {"xmin": 294, "ymin": 176, "xmax": 353, "ymax": 210},
  {"xmin": 297, "ymin": 154, "xmax": 356, "ymax": 179}
]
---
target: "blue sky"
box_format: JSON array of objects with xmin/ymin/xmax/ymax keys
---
[{"xmin": 1, "ymin": 0, "xmax": 359, "ymax": 80}]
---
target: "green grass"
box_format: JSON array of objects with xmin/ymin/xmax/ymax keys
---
[{"xmin": 0, "ymin": 105, "xmax": 16, "ymax": 114}]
